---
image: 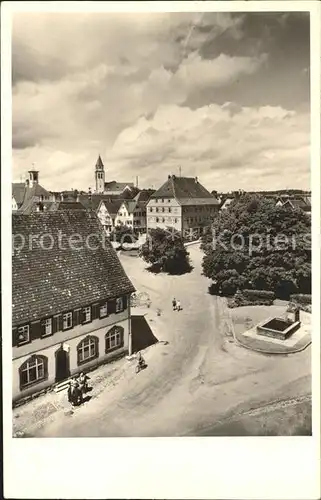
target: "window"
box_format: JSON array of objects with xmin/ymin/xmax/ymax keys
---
[
  {"xmin": 162, "ymin": 207, "xmax": 165, "ymax": 212},
  {"xmin": 82, "ymin": 306, "xmax": 91, "ymax": 323},
  {"xmin": 169, "ymin": 207, "xmax": 171, "ymax": 213},
  {"xmin": 105, "ymin": 326, "xmax": 124, "ymax": 352},
  {"xmin": 168, "ymin": 199, "xmax": 170, "ymax": 203},
  {"xmin": 162, "ymin": 217, "xmax": 165, "ymax": 223},
  {"xmin": 17, "ymin": 325, "xmax": 30, "ymax": 345},
  {"xmin": 77, "ymin": 336, "xmax": 99, "ymax": 365},
  {"xmin": 149, "ymin": 207, "xmax": 153, "ymax": 212},
  {"xmin": 161, "ymin": 199, "xmax": 164, "ymax": 203},
  {"xmin": 63, "ymin": 312, "xmax": 72, "ymax": 330},
  {"xmin": 155, "ymin": 199, "xmax": 158, "ymax": 203},
  {"xmin": 156, "ymin": 217, "xmax": 159, "ymax": 223},
  {"xmin": 42, "ymin": 318, "xmax": 52, "ymax": 337},
  {"xmin": 20, "ymin": 355, "xmax": 47, "ymax": 389},
  {"xmin": 156, "ymin": 207, "xmax": 159, "ymax": 213},
  {"xmin": 174, "ymin": 218, "xmax": 178, "ymax": 223},
  {"xmin": 116, "ymin": 297, "xmax": 123, "ymax": 312}
]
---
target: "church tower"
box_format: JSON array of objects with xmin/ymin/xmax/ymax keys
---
[{"xmin": 95, "ymin": 155, "xmax": 105, "ymax": 193}]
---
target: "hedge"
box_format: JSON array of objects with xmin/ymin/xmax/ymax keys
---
[
  {"xmin": 242, "ymin": 289, "xmax": 275, "ymax": 300},
  {"xmin": 290, "ymin": 294, "xmax": 312, "ymax": 305}
]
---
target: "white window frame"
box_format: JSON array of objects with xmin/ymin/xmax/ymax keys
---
[
  {"xmin": 63, "ymin": 312, "xmax": 73, "ymax": 330},
  {"xmin": 83, "ymin": 306, "xmax": 91, "ymax": 323},
  {"xmin": 20, "ymin": 357, "xmax": 45, "ymax": 387},
  {"xmin": 100, "ymin": 302, "xmax": 108, "ymax": 318},
  {"xmin": 115, "ymin": 297, "xmax": 123, "ymax": 313},
  {"xmin": 78, "ymin": 337, "xmax": 97, "ymax": 363},
  {"xmin": 17, "ymin": 325, "xmax": 30, "ymax": 344},
  {"xmin": 105, "ymin": 327, "xmax": 122, "ymax": 351},
  {"xmin": 42, "ymin": 318, "xmax": 52, "ymax": 337}
]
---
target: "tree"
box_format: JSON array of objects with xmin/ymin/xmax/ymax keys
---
[
  {"xmin": 201, "ymin": 194, "xmax": 311, "ymax": 298},
  {"xmin": 110, "ymin": 225, "xmax": 137, "ymax": 244},
  {"xmin": 139, "ymin": 227, "xmax": 191, "ymax": 274}
]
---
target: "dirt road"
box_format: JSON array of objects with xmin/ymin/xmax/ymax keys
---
[{"xmin": 22, "ymin": 245, "xmax": 311, "ymax": 437}]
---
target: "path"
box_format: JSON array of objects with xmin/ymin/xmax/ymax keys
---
[{"xmin": 13, "ymin": 245, "xmax": 311, "ymax": 437}]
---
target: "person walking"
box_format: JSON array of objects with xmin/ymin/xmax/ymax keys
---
[
  {"xmin": 78, "ymin": 372, "xmax": 89, "ymax": 394},
  {"xmin": 176, "ymin": 299, "xmax": 181, "ymax": 311},
  {"xmin": 172, "ymin": 297, "xmax": 177, "ymax": 311}
]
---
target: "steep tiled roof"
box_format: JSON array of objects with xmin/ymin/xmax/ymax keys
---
[
  {"xmin": 12, "ymin": 211, "xmax": 135, "ymax": 325},
  {"xmin": 12, "ymin": 183, "xmax": 26, "ymax": 207},
  {"xmin": 104, "ymin": 181, "xmax": 134, "ymax": 192},
  {"xmin": 150, "ymin": 176, "xmax": 219, "ymax": 206},
  {"xmin": 284, "ymin": 198, "xmax": 310, "ymax": 211},
  {"xmin": 55, "ymin": 202, "xmax": 86, "ymax": 211},
  {"xmin": 134, "ymin": 189, "xmax": 155, "ymax": 202},
  {"xmin": 99, "ymin": 199, "xmax": 123, "ymax": 216},
  {"xmin": 78, "ymin": 194, "xmax": 120, "ymax": 210},
  {"xmin": 18, "ymin": 184, "xmax": 52, "ymax": 213}
]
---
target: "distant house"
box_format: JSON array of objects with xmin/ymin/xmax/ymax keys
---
[
  {"xmin": 12, "ymin": 170, "xmax": 53, "ymax": 212},
  {"xmin": 94, "ymin": 155, "xmax": 135, "ymax": 196},
  {"xmin": 97, "ymin": 199, "xmax": 123, "ymax": 234},
  {"xmin": 281, "ymin": 197, "xmax": 311, "ymax": 214},
  {"xmin": 220, "ymin": 197, "xmax": 234, "ymax": 210},
  {"xmin": 12, "ymin": 210, "xmax": 135, "ymax": 402},
  {"xmin": 146, "ymin": 175, "xmax": 220, "ymax": 239},
  {"xmin": 115, "ymin": 199, "xmax": 147, "ymax": 234}
]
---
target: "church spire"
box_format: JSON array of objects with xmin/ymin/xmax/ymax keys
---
[
  {"xmin": 95, "ymin": 155, "xmax": 105, "ymax": 193},
  {"xmin": 95, "ymin": 154, "xmax": 104, "ymax": 170}
]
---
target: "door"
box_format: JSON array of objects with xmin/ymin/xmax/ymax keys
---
[{"xmin": 55, "ymin": 347, "xmax": 70, "ymax": 382}]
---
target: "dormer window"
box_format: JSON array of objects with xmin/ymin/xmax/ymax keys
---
[
  {"xmin": 17, "ymin": 325, "xmax": 30, "ymax": 345},
  {"xmin": 100, "ymin": 302, "xmax": 108, "ymax": 318},
  {"xmin": 63, "ymin": 312, "xmax": 73, "ymax": 330},
  {"xmin": 116, "ymin": 297, "xmax": 123, "ymax": 313},
  {"xmin": 82, "ymin": 306, "xmax": 91, "ymax": 324},
  {"xmin": 42, "ymin": 318, "xmax": 52, "ymax": 337}
]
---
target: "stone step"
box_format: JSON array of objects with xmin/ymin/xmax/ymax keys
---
[{"xmin": 54, "ymin": 379, "xmax": 71, "ymax": 393}]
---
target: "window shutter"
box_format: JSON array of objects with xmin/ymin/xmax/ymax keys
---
[
  {"xmin": 31, "ymin": 321, "xmax": 41, "ymax": 341},
  {"xmin": 52, "ymin": 315, "xmax": 61, "ymax": 333},
  {"xmin": 79, "ymin": 309, "xmax": 85, "ymax": 324},
  {"xmin": 123, "ymin": 295, "xmax": 127, "ymax": 310},
  {"xmin": 108, "ymin": 299, "xmax": 116, "ymax": 314},
  {"xmin": 12, "ymin": 327, "xmax": 17, "ymax": 347},
  {"xmin": 73, "ymin": 309, "xmax": 81, "ymax": 326},
  {"xmin": 92, "ymin": 304, "xmax": 99, "ymax": 320}
]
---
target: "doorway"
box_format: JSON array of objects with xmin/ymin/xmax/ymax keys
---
[{"xmin": 55, "ymin": 347, "xmax": 70, "ymax": 382}]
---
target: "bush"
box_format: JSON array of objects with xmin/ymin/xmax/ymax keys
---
[
  {"xmin": 228, "ymin": 288, "xmax": 275, "ymax": 308},
  {"xmin": 290, "ymin": 294, "xmax": 312, "ymax": 305},
  {"xmin": 242, "ymin": 289, "xmax": 275, "ymax": 300}
]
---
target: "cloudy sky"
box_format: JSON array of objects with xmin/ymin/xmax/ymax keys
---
[{"xmin": 12, "ymin": 11, "xmax": 310, "ymax": 192}]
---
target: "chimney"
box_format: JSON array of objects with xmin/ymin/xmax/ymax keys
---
[
  {"xmin": 60, "ymin": 193, "xmax": 64, "ymax": 202},
  {"xmin": 76, "ymin": 193, "xmax": 80, "ymax": 202},
  {"xmin": 168, "ymin": 175, "xmax": 171, "ymax": 179},
  {"xmin": 195, "ymin": 176, "xmax": 198, "ymax": 183},
  {"xmin": 136, "ymin": 176, "xmax": 139, "ymax": 188}
]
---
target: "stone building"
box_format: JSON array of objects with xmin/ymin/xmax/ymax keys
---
[
  {"xmin": 12, "ymin": 170, "xmax": 53, "ymax": 212},
  {"xmin": 12, "ymin": 210, "xmax": 135, "ymax": 402},
  {"xmin": 146, "ymin": 175, "xmax": 220, "ymax": 239}
]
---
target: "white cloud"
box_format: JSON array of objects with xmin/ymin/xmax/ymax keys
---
[
  {"xmin": 11, "ymin": 12, "xmax": 310, "ymax": 192},
  {"xmin": 107, "ymin": 103, "xmax": 309, "ymax": 191}
]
